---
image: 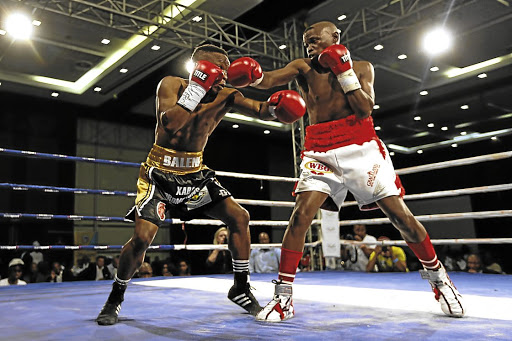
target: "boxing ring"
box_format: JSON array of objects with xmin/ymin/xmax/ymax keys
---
[{"xmin": 1, "ymin": 147, "xmax": 512, "ymax": 340}]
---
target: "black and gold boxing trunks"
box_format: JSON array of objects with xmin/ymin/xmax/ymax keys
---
[{"xmin": 125, "ymin": 144, "xmax": 231, "ymax": 226}]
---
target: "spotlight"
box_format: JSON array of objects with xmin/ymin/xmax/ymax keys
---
[
  {"xmin": 374, "ymin": 44, "xmax": 383, "ymax": 51},
  {"xmin": 460, "ymin": 105, "xmax": 469, "ymax": 110},
  {"xmin": 94, "ymin": 87, "xmax": 102, "ymax": 92},
  {"xmin": 427, "ymin": 123, "xmax": 435, "ymax": 128},
  {"xmin": 279, "ymin": 44, "xmax": 287, "ymax": 50},
  {"xmin": 398, "ymin": 54, "xmax": 407, "ymax": 60},
  {"xmin": 430, "ymin": 66, "xmax": 439, "ymax": 72},
  {"xmin": 422, "ymin": 27, "xmax": 452, "ymax": 55},
  {"xmin": 414, "ymin": 116, "xmax": 421, "ymax": 121},
  {"xmin": 101, "ymin": 38, "xmax": 110, "ymax": 45},
  {"xmin": 375, "ymin": 126, "xmax": 381, "ymax": 131},
  {"xmin": 5, "ymin": 13, "xmax": 33, "ymax": 40},
  {"xmin": 151, "ymin": 45, "xmax": 161, "ymax": 51},
  {"xmin": 373, "ymin": 104, "xmax": 380, "ymax": 110},
  {"xmin": 337, "ymin": 15, "xmax": 347, "ymax": 21},
  {"xmin": 263, "ymin": 130, "xmax": 270, "ymax": 135},
  {"xmin": 478, "ymin": 73, "xmax": 487, "ymax": 79},
  {"xmin": 419, "ymin": 90, "xmax": 428, "ymax": 96}
]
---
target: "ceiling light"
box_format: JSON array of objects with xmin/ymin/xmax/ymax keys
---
[
  {"xmin": 94, "ymin": 87, "xmax": 102, "ymax": 92},
  {"xmin": 422, "ymin": 27, "xmax": 452, "ymax": 56},
  {"xmin": 478, "ymin": 73, "xmax": 487, "ymax": 79},
  {"xmin": 375, "ymin": 126, "xmax": 381, "ymax": 131},
  {"xmin": 446, "ymin": 58, "xmax": 501, "ymax": 78},
  {"xmin": 417, "ymin": 150, "xmax": 423, "ymax": 154},
  {"xmin": 427, "ymin": 123, "xmax": 435, "ymax": 128},
  {"xmin": 51, "ymin": 92, "xmax": 59, "ymax": 97},
  {"xmin": 119, "ymin": 68, "xmax": 128, "ymax": 73},
  {"xmin": 430, "ymin": 66, "xmax": 439, "ymax": 72},
  {"xmin": 460, "ymin": 104, "xmax": 469, "ymax": 110},
  {"xmin": 414, "ymin": 116, "xmax": 421, "ymax": 121},
  {"xmin": 389, "ymin": 151, "xmax": 395, "ymax": 156},
  {"xmin": 398, "ymin": 54, "xmax": 407, "ymax": 60},
  {"xmin": 0, "ymin": 29, "xmax": 6, "ymax": 35},
  {"xmin": 279, "ymin": 44, "xmax": 287, "ymax": 50},
  {"xmin": 420, "ymin": 90, "xmax": 428, "ymax": 96},
  {"xmin": 32, "ymin": 20, "xmax": 41, "ymax": 27},
  {"xmin": 374, "ymin": 44, "xmax": 383, "ymax": 51},
  {"xmin": 5, "ymin": 12, "xmax": 33, "ymax": 40},
  {"xmin": 101, "ymin": 38, "xmax": 110, "ymax": 45},
  {"xmin": 373, "ymin": 104, "xmax": 380, "ymax": 110},
  {"xmin": 491, "ymin": 136, "xmax": 498, "ymax": 141},
  {"xmin": 185, "ymin": 59, "xmax": 195, "ymax": 73},
  {"xmin": 151, "ymin": 45, "xmax": 161, "ymax": 51},
  {"xmin": 441, "ymin": 126, "xmax": 448, "ymax": 131},
  {"xmin": 460, "ymin": 131, "xmax": 467, "ymax": 135},
  {"xmin": 232, "ymin": 124, "xmax": 239, "ymax": 129},
  {"xmin": 192, "ymin": 16, "xmax": 202, "ymax": 22},
  {"xmin": 337, "ymin": 14, "xmax": 347, "ymax": 21},
  {"xmin": 264, "ymin": 130, "xmax": 270, "ymax": 135},
  {"xmin": 451, "ymin": 143, "xmax": 458, "ymax": 148}
]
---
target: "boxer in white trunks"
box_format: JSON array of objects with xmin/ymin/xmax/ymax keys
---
[{"xmin": 228, "ymin": 21, "xmax": 464, "ymax": 322}]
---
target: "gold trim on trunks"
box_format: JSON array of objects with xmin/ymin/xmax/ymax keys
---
[{"xmin": 145, "ymin": 144, "xmax": 206, "ymax": 174}]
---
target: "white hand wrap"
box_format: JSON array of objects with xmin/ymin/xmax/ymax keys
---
[
  {"xmin": 249, "ymin": 74, "xmax": 264, "ymax": 87},
  {"xmin": 268, "ymin": 105, "xmax": 277, "ymax": 119},
  {"xmin": 336, "ymin": 69, "xmax": 361, "ymax": 93},
  {"xmin": 177, "ymin": 81, "xmax": 207, "ymax": 111}
]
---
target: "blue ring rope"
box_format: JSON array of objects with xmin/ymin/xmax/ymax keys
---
[
  {"xmin": 0, "ymin": 183, "xmax": 135, "ymax": 197},
  {"xmin": 0, "ymin": 212, "xmax": 173, "ymax": 224}
]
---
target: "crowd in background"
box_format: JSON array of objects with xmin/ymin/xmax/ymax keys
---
[{"xmin": 1, "ymin": 226, "xmax": 507, "ymax": 286}]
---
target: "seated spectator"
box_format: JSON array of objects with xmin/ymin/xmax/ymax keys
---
[
  {"xmin": 249, "ymin": 232, "xmax": 280, "ymax": 273},
  {"xmin": 0, "ymin": 258, "xmax": 27, "ymax": 286},
  {"xmin": 71, "ymin": 255, "xmax": 90, "ymax": 278},
  {"xmin": 481, "ymin": 251, "xmax": 505, "ymax": 274},
  {"xmin": 35, "ymin": 261, "xmax": 51, "ymax": 282},
  {"xmin": 177, "ymin": 260, "xmax": 191, "ymax": 276},
  {"xmin": 161, "ymin": 263, "xmax": 173, "ymax": 277},
  {"xmin": 107, "ymin": 255, "xmax": 120, "ymax": 278},
  {"xmin": 366, "ymin": 236, "xmax": 408, "ymax": 272},
  {"xmin": 23, "ymin": 261, "xmax": 38, "ymax": 284},
  {"xmin": 137, "ymin": 262, "xmax": 153, "ymax": 278},
  {"xmin": 205, "ymin": 227, "xmax": 232, "ymax": 274},
  {"xmin": 78, "ymin": 255, "xmax": 112, "ymax": 281},
  {"xmin": 50, "ymin": 261, "xmax": 65, "ymax": 283},
  {"xmin": 353, "ymin": 224, "xmax": 377, "ymax": 259},
  {"xmin": 467, "ymin": 254, "xmax": 483, "ymax": 273},
  {"xmin": 341, "ymin": 233, "xmax": 368, "ymax": 272}
]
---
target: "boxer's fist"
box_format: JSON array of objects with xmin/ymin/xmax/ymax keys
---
[
  {"xmin": 178, "ymin": 60, "xmax": 223, "ymax": 111},
  {"xmin": 191, "ymin": 60, "xmax": 224, "ymax": 92},
  {"xmin": 318, "ymin": 44, "xmax": 361, "ymax": 93},
  {"xmin": 228, "ymin": 57, "xmax": 263, "ymax": 87},
  {"xmin": 267, "ymin": 90, "xmax": 306, "ymax": 124}
]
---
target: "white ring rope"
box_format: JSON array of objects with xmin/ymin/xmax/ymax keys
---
[
  {"xmin": 236, "ymin": 183, "xmax": 512, "ymax": 208},
  {"xmin": 339, "ymin": 238, "xmax": 512, "ymax": 246},
  {"xmin": 395, "ymin": 151, "xmax": 512, "ymax": 175},
  {"xmin": 216, "ymin": 171, "xmax": 298, "ymax": 182},
  {"xmin": 175, "ymin": 210, "xmax": 512, "ymax": 227}
]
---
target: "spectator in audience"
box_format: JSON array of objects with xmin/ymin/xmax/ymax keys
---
[
  {"xmin": 71, "ymin": 255, "xmax": 91, "ymax": 278},
  {"xmin": 340, "ymin": 234, "xmax": 368, "ymax": 272},
  {"xmin": 366, "ymin": 236, "xmax": 408, "ymax": 272},
  {"xmin": 35, "ymin": 261, "xmax": 51, "ymax": 282},
  {"xmin": 250, "ymin": 232, "xmax": 280, "ymax": 273},
  {"xmin": 0, "ymin": 258, "xmax": 27, "ymax": 286},
  {"xmin": 177, "ymin": 260, "xmax": 191, "ymax": 276},
  {"xmin": 161, "ymin": 263, "xmax": 173, "ymax": 277},
  {"xmin": 137, "ymin": 262, "xmax": 153, "ymax": 278},
  {"xmin": 205, "ymin": 227, "xmax": 232, "ymax": 274},
  {"xmin": 50, "ymin": 261, "xmax": 65, "ymax": 282},
  {"xmin": 353, "ymin": 224, "xmax": 377, "ymax": 259},
  {"xmin": 79, "ymin": 256, "xmax": 112, "ymax": 281},
  {"xmin": 23, "ymin": 260, "xmax": 38, "ymax": 284},
  {"xmin": 481, "ymin": 251, "xmax": 505, "ymax": 274},
  {"xmin": 467, "ymin": 254, "xmax": 483, "ymax": 273},
  {"xmin": 107, "ymin": 255, "xmax": 120, "ymax": 278}
]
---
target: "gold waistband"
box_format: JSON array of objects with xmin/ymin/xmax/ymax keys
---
[{"xmin": 145, "ymin": 144, "xmax": 205, "ymax": 174}]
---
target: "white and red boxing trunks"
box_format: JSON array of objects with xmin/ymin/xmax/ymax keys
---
[{"xmin": 294, "ymin": 115, "xmax": 404, "ymax": 211}]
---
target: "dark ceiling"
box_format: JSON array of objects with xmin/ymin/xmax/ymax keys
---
[{"xmin": 1, "ymin": 0, "xmax": 512, "ymax": 156}]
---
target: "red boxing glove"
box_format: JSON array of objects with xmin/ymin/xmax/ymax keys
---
[
  {"xmin": 227, "ymin": 57, "xmax": 263, "ymax": 88},
  {"xmin": 318, "ymin": 44, "xmax": 361, "ymax": 93},
  {"xmin": 177, "ymin": 60, "xmax": 223, "ymax": 111},
  {"xmin": 267, "ymin": 90, "xmax": 306, "ymax": 124}
]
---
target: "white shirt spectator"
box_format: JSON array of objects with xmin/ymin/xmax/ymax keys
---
[{"xmin": 250, "ymin": 248, "xmax": 281, "ymax": 273}]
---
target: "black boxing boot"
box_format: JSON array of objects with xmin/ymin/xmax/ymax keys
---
[
  {"xmin": 228, "ymin": 271, "xmax": 262, "ymax": 316},
  {"xmin": 96, "ymin": 279, "xmax": 127, "ymax": 325}
]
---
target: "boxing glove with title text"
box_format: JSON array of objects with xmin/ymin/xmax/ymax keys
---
[
  {"xmin": 318, "ymin": 44, "xmax": 361, "ymax": 93},
  {"xmin": 227, "ymin": 57, "xmax": 264, "ymax": 88},
  {"xmin": 267, "ymin": 90, "xmax": 306, "ymax": 124},
  {"xmin": 177, "ymin": 60, "xmax": 224, "ymax": 111}
]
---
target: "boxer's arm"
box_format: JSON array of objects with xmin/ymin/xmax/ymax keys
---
[
  {"xmin": 230, "ymin": 90, "xmax": 274, "ymax": 120},
  {"xmin": 346, "ymin": 61, "xmax": 375, "ymax": 119},
  {"xmin": 156, "ymin": 76, "xmax": 193, "ymax": 134},
  {"xmin": 256, "ymin": 59, "xmax": 305, "ymax": 89}
]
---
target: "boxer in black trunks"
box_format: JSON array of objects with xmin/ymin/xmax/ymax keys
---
[{"xmin": 96, "ymin": 44, "xmax": 306, "ymax": 325}]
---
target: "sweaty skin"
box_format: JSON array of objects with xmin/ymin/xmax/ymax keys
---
[
  {"xmin": 255, "ymin": 21, "xmax": 375, "ymax": 124},
  {"xmin": 156, "ymin": 51, "xmax": 274, "ymax": 152}
]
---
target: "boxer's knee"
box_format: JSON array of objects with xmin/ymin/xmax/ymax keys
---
[
  {"xmin": 225, "ymin": 206, "xmax": 250, "ymax": 233},
  {"xmin": 288, "ymin": 207, "xmax": 314, "ymax": 235}
]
